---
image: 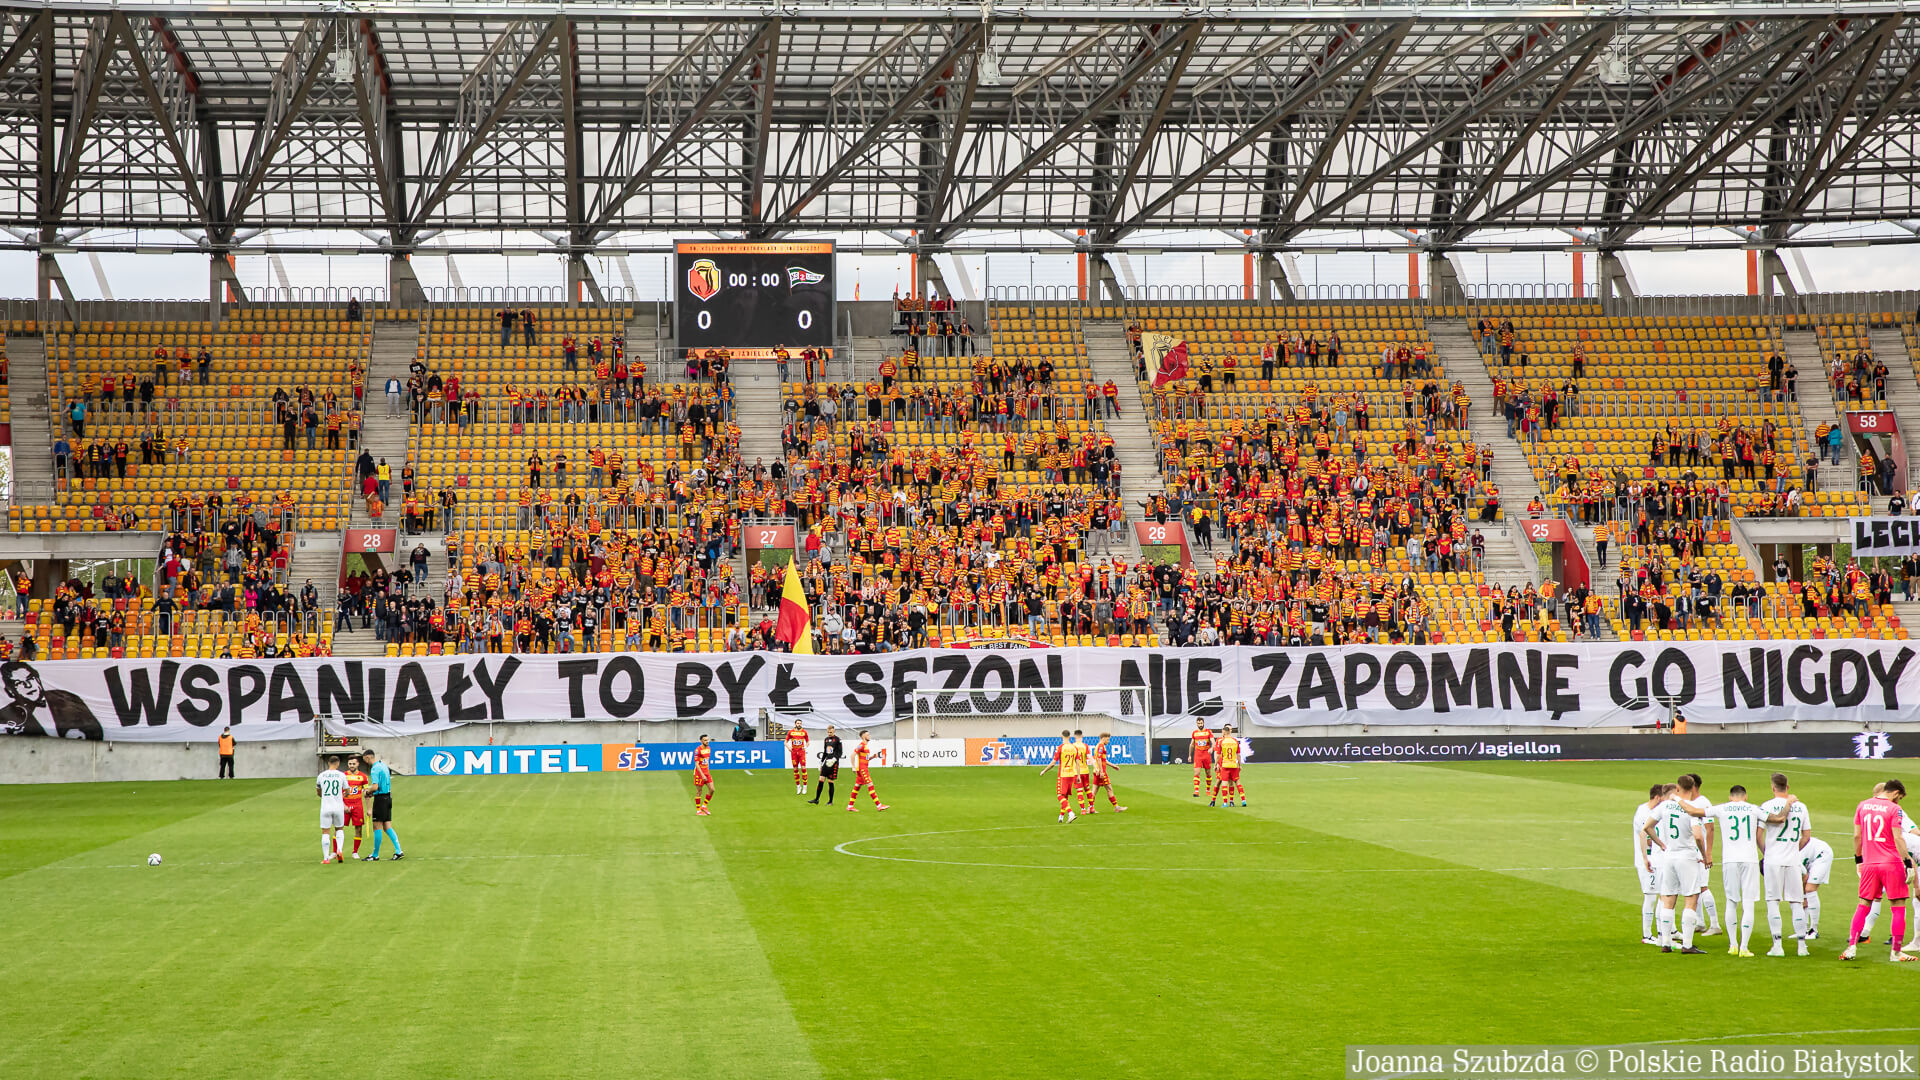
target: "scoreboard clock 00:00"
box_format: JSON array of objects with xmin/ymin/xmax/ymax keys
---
[{"xmin": 675, "ymin": 240, "xmax": 835, "ymax": 359}]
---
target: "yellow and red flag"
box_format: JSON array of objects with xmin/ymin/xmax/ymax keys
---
[
  {"xmin": 1146, "ymin": 331, "xmax": 1191, "ymax": 388},
  {"xmin": 775, "ymin": 558, "xmax": 815, "ymax": 654}
]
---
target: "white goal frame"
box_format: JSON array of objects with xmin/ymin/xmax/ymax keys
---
[{"xmin": 903, "ymin": 685, "xmax": 1154, "ymax": 767}]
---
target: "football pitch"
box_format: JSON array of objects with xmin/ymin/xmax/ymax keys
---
[{"xmin": 3, "ymin": 758, "xmax": 1916, "ymax": 1080}]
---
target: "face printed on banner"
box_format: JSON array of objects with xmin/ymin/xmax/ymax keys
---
[{"xmin": 0, "ymin": 661, "xmax": 104, "ymax": 740}]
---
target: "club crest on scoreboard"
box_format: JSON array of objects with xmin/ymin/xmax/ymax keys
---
[
  {"xmin": 787, "ymin": 266, "xmax": 825, "ymax": 289},
  {"xmin": 687, "ymin": 258, "xmax": 721, "ymax": 301}
]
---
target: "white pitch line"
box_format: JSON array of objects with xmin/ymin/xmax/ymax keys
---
[{"xmin": 41, "ymin": 848, "xmax": 824, "ymax": 871}]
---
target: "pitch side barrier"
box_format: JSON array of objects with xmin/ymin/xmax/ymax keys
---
[{"xmin": 0, "ymin": 640, "xmax": 1915, "ymax": 744}]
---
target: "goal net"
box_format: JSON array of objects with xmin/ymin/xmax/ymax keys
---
[{"xmin": 895, "ymin": 685, "xmax": 1160, "ymax": 767}]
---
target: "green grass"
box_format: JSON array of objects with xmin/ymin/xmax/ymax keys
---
[{"xmin": 3, "ymin": 758, "xmax": 1917, "ymax": 1080}]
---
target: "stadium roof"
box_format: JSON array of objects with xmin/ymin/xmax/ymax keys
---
[{"xmin": 3, "ymin": 1, "xmax": 1919, "ymax": 256}]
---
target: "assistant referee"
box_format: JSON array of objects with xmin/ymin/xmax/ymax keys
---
[{"xmin": 360, "ymin": 749, "xmax": 405, "ymax": 861}]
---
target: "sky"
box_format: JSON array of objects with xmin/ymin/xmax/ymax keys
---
[{"xmin": 6, "ymin": 226, "xmax": 1918, "ymax": 304}]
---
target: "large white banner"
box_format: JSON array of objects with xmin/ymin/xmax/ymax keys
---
[
  {"xmin": 0, "ymin": 641, "xmax": 1912, "ymax": 743},
  {"xmin": 1850, "ymin": 516, "xmax": 1920, "ymax": 557}
]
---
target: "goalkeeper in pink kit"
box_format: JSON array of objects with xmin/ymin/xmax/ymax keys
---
[{"xmin": 1841, "ymin": 779, "xmax": 1917, "ymax": 963}]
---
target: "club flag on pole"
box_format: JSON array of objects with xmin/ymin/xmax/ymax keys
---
[
  {"xmin": 1145, "ymin": 331, "xmax": 1190, "ymax": 388},
  {"xmin": 776, "ymin": 558, "xmax": 816, "ymax": 654}
]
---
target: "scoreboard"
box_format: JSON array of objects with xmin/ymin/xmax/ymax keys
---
[{"xmin": 675, "ymin": 240, "xmax": 835, "ymax": 358}]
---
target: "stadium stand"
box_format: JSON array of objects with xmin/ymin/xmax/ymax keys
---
[
  {"xmin": 2, "ymin": 307, "xmax": 373, "ymax": 660},
  {"xmin": 8, "ymin": 296, "xmax": 1920, "ymax": 659},
  {"xmin": 398, "ymin": 305, "xmax": 751, "ymax": 656},
  {"xmin": 1465, "ymin": 303, "xmax": 1892, "ymax": 641},
  {"xmin": 1108, "ymin": 301, "xmax": 1513, "ymax": 645},
  {"xmin": 765, "ymin": 303, "xmax": 1159, "ymax": 651},
  {"xmin": 34, "ymin": 309, "xmax": 365, "ymax": 533}
]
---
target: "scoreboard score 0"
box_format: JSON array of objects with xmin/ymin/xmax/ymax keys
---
[{"xmin": 675, "ymin": 240, "xmax": 835, "ymax": 358}]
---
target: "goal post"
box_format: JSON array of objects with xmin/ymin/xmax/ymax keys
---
[{"xmin": 903, "ymin": 685, "xmax": 1154, "ymax": 767}]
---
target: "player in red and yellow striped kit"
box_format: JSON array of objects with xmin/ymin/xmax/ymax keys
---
[
  {"xmin": 1041, "ymin": 729, "xmax": 1086, "ymax": 822},
  {"xmin": 785, "ymin": 720, "xmax": 810, "ymax": 794},
  {"xmin": 1211, "ymin": 725, "xmax": 1245, "ymax": 807},
  {"xmin": 692, "ymin": 734, "xmax": 715, "ymax": 816},
  {"xmin": 846, "ymin": 731, "xmax": 889, "ymax": 812},
  {"xmin": 1069, "ymin": 731, "xmax": 1097, "ymax": 815},
  {"xmin": 1189, "ymin": 722, "xmax": 1215, "ymax": 798},
  {"xmin": 1089, "ymin": 733, "xmax": 1127, "ymax": 813}
]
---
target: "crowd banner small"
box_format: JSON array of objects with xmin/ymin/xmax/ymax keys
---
[
  {"xmin": 0, "ymin": 641, "xmax": 1915, "ymax": 743},
  {"xmin": 1849, "ymin": 516, "xmax": 1920, "ymax": 556}
]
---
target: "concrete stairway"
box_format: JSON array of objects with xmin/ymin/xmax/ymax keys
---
[
  {"xmin": 1787, "ymin": 328, "xmax": 1857, "ymax": 496},
  {"xmin": 1428, "ymin": 318, "xmax": 1546, "ymax": 537},
  {"xmin": 331, "ymin": 623, "xmax": 385, "ymax": 657},
  {"xmin": 289, "ymin": 533, "xmax": 341, "ymax": 610},
  {"xmin": 1471, "ymin": 523, "xmax": 1534, "ymax": 592},
  {"xmin": 626, "ymin": 307, "xmax": 662, "ymax": 372},
  {"xmin": 733, "ymin": 367, "xmax": 786, "ymax": 475},
  {"xmin": 1083, "ymin": 319, "xmax": 1183, "ymax": 568},
  {"xmin": 349, "ymin": 320, "xmax": 418, "ymax": 530},
  {"xmin": 730, "ymin": 366, "xmax": 784, "ymax": 606},
  {"xmin": 7, "ymin": 335, "xmax": 55, "ymax": 505},
  {"xmin": 847, "ymin": 335, "xmax": 890, "ymax": 382},
  {"xmin": 1892, "ymin": 599, "xmax": 1920, "ymax": 641},
  {"xmin": 1870, "ymin": 325, "xmax": 1920, "ymax": 493}
]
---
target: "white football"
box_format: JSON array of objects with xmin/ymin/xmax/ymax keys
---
[{"xmin": 147, "ymin": 853, "xmax": 162, "ymax": 866}]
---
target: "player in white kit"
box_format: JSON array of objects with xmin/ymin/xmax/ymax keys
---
[
  {"xmin": 1905, "ymin": 806, "xmax": 1920, "ymax": 953},
  {"xmin": 317, "ymin": 754, "xmax": 347, "ymax": 864},
  {"xmin": 1683, "ymin": 773, "xmax": 1723, "ymax": 937},
  {"xmin": 1632, "ymin": 784, "xmax": 1666, "ymax": 945},
  {"xmin": 1644, "ymin": 781, "xmax": 1708, "ymax": 953},
  {"xmin": 1706, "ymin": 785, "xmax": 1767, "ymax": 957},
  {"xmin": 1799, "ymin": 835, "xmax": 1834, "ymax": 942},
  {"xmin": 1759, "ymin": 771, "xmax": 1812, "ymax": 956}
]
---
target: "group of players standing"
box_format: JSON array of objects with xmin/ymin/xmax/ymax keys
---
[
  {"xmin": 1189, "ymin": 722, "xmax": 1247, "ymax": 808},
  {"xmin": 1039, "ymin": 731, "xmax": 1127, "ymax": 822},
  {"xmin": 691, "ymin": 726, "xmax": 889, "ymax": 815},
  {"xmin": 315, "ymin": 750, "xmax": 403, "ymax": 863},
  {"xmin": 766, "ymin": 723, "xmax": 887, "ymax": 812},
  {"xmin": 1635, "ymin": 771, "xmax": 1917, "ymax": 962},
  {"xmin": 654, "ymin": 718, "xmax": 1265, "ymax": 822}
]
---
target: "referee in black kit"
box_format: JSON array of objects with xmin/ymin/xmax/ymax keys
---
[{"xmin": 808, "ymin": 726, "xmax": 843, "ymax": 805}]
